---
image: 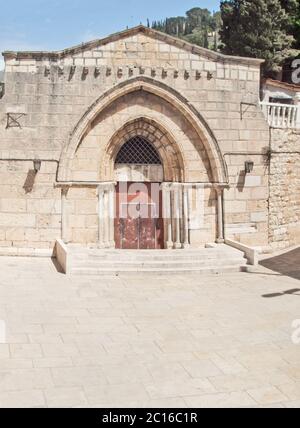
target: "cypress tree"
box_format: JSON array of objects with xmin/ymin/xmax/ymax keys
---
[{"xmin": 220, "ymin": 0, "xmax": 295, "ymax": 75}]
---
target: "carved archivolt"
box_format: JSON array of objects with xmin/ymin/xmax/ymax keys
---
[{"xmin": 58, "ymin": 77, "xmax": 228, "ymax": 184}]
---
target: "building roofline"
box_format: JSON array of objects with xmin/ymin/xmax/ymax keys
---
[
  {"xmin": 2, "ymin": 25, "xmax": 265, "ymax": 67},
  {"xmin": 263, "ymin": 78, "xmax": 300, "ymax": 92}
]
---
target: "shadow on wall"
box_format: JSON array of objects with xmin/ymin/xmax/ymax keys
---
[
  {"xmin": 51, "ymin": 257, "xmax": 65, "ymax": 274},
  {"xmin": 23, "ymin": 170, "xmax": 37, "ymax": 194},
  {"xmin": 260, "ymin": 248, "xmax": 300, "ymax": 282},
  {"xmin": 237, "ymin": 170, "xmax": 246, "ymax": 192}
]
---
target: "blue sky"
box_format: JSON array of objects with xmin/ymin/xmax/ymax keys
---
[{"xmin": 0, "ymin": 0, "xmax": 220, "ymax": 67}]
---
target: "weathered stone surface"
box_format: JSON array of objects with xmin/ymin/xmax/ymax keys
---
[
  {"xmin": 0, "ymin": 255, "xmax": 298, "ymax": 407},
  {"xmin": 0, "ymin": 26, "xmax": 278, "ymax": 250},
  {"xmin": 269, "ymin": 129, "xmax": 300, "ymax": 250}
]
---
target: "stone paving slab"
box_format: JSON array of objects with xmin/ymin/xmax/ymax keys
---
[{"xmin": 0, "ymin": 256, "xmax": 299, "ymax": 408}]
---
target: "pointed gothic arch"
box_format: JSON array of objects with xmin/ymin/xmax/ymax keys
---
[
  {"xmin": 100, "ymin": 117, "xmax": 185, "ymax": 182},
  {"xmin": 57, "ymin": 76, "xmax": 228, "ymax": 184}
]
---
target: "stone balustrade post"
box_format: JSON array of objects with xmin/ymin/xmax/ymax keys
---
[{"xmin": 295, "ymin": 92, "xmax": 300, "ymax": 128}]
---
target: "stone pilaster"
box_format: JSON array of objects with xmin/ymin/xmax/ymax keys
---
[{"xmin": 61, "ymin": 187, "xmax": 69, "ymax": 244}]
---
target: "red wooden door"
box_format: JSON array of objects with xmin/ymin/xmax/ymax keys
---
[{"xmin": 115, "ymin": 182, "xmax": 164, "ymax": 250}]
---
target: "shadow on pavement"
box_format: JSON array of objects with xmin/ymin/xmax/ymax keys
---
[
  {"xmin": 262, "ymin": 288, "xmax": 300, "ymax": 298},
  {"xmin": 259, "ymin": 247, "xmax": 300, "ymax": 281}
]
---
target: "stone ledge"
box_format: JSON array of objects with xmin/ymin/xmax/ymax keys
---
[
  {"xmin": 225, "ymin": 239, "xmax": 258, "ymax": 266},
  {"xmin": 54, "ymin": 239, "xmax": 68, "ymax": 274},
  {"xmin": 0, "ymin": 247, "xmax": 53, "ymax": 258}
]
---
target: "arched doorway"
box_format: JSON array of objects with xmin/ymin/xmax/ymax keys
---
[
  {"xmin": 114, "ymin": 135, "xmax": 164, "ymax": 250},
  {"xmin": 57, "ymin": 78, "xmax": 229, "ymax": 248}
]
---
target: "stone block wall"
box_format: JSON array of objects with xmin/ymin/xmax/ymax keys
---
[
  {"xmin": 189, "ymin": 187, "xmax": 218, "ymax": 245},
  {"xmin": 269, "ymin": 129, "xmax": 300, "ymax": 250},
  {"xmin": 0, "ymin": 161, "xmax": 61, "ymax": 249},
  {"xmin": 0, "ymin": 27, "xmax": 271, "ymax": 250},
  {"xmin": 66, "ymin": 188, "xmax": 98, "ymax": 245},
  {"xmin": 224, "ymin": 153, "xmax": 269, "ymax": 247}
]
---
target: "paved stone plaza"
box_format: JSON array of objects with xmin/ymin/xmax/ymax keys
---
[{"xmin": 0, "ymin": 252, "xmax": 299, "ymax": 408}]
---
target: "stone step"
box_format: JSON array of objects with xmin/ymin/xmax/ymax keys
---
[
  {"xmin": 73, "ymin": 258, "xmax": 246, "ymax": 269},
  {"xmin": 71, "ymin": 254, "xmax": 246, "ymax": 263},
  {"xmin": 69, "ymin": 248, "xmax": 244, "ymax": 261},
  {"xmin": 69, "ymin": 247, "xmax": 240, "ymax": 255},
  {"xmin": 69, "ymin": 265, "xmax": 247, "ymax": 276},
  {"xmin": 63, "ymin": 244, "xmax": 248, "ymax": 276}
]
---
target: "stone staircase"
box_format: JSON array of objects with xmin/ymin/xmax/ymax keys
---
[{"xmin": 59, "ymin": 242, "xmax": 248, "ymax": 276}]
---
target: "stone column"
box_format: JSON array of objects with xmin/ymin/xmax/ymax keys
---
[
  {"xmin": 216, "ymin": 187, "xmax": 225, "ymax": 244},
  {"xmin": 61, "ymin": 187, "xmax": 69, "ymax": 243},
  {"xmin": 183, "ymin": 186, "xmax": 190, "ymax": 248},
  {"xmin": 108, "ymin": 183, "xmax": 116, "ymax": 248},
  {"xmin": 174, "ymin": 184, "xmax": 182, "ymax": 249},
  {"xmin": 103, "ymin": 188, "xmax": 110, "ymax": 248},
  {"xmin": 162, "ymin": 183, "xmax": 173, "ymax": 249},
  {"xmin": 97, "ymin": 186, "xmax": 105, "ymax": 248}
]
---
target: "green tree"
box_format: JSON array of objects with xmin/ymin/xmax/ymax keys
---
[
  {"xmin": 280, "ymin": 0, "xmax": 300, "ymax": 47},
  {"xmin": 280, "ymin": 0, "xmax": 298, "ymax": 15},
  {"xmin": 184, "ymin": 28, "xmax": 205, "ymax": 47},
  {"xmin": 186, "ymin": 7, "xmax": 212, "ymax": 30},
  {"xmin": 296, "ymin": 9, "xmax": 300, "ymax": 48},
  {"xmin": 220, "ymin": 0, "xmax": 295, "ymax": 76},
  {"xmin": 151, "ymin": 7, "xmax": 222, "ymax": 50},
  {"xmin": 211, "ymin": 11, "xmax": 222, "ymax": 32},
  {"xmin": 288, "ymin": 0, "xmax": 300, "ymax": 48}
]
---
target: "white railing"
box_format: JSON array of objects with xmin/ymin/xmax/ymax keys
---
[{"xmin": 260, "ymin": 102, "xmax": 299, "ymax": 129}]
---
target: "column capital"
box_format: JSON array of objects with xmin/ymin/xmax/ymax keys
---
[
  {"xmin": 213, "ymin": 183, "xmax": 229, "ymax": 191},
  {"xmin": 161, "ymin": 182, "xmax": 172, "ymax": 190},
  {"xmin": 215, "ymin": 187, "xmax": 223, "ymax": 196},
  {"xmin": 168, "ymin": 182, "xmax": 183, "ymax": 190},
  {"xmin": 98, "ymin": 181, "xmax": 117, "ymax": 192},
  {"xmin": 61, "ymin": 187, "xmax": 69, "ymax": 197}
]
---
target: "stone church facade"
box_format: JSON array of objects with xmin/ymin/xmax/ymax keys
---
[{"xmin": 0, "ymin": 26, "xmax": 297, "ymax": 257}]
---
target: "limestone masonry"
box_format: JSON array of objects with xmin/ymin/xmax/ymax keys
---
[{"xmin": 0, "ymin": 26, "xmax": 298, "ymax": 254}]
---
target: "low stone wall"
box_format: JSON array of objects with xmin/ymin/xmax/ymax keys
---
[
  {"xmin": 0, "ymin": 160, "xmax": 61, "ymax": 249},
  {"xmin": 54, "ymin": 239, "xmax": 68, "ymax": 273},
  {"xmin": 269, "ymin": 128, "xmax": 300, "ymax": 250}
]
